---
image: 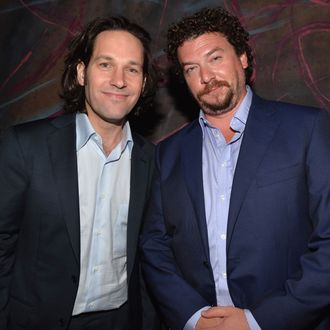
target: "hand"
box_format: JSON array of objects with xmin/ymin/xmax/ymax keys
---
[
  {"xmin": 195, "ymin": 312, "xmax": 223, "ymax": 329},
  {"xmin": 199, "ymin": 307, "xmax": 250, "ymax": 330}
]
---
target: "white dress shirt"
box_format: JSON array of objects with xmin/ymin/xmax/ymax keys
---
[{"xmin": 72, "ymin": 113, "xmax": 133, "ymax": 315}]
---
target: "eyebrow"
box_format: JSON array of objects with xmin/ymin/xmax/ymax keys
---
[
  {"xmin": 181, "ymin": 47, "xmax": 225, "ymax": 67},
  {"xmin": 95, "ymin": 55, "xmax": 143, "ymax": 67},
  {"xmin": 205, "ymin": 47, "xmax": 225, "ymax": 57}
]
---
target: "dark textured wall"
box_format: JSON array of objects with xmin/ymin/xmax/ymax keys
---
[{"xmin": 0, "ymin": 0, "xmax": 329, "ymax": 141}]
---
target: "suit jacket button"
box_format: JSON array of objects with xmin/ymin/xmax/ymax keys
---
[
  {"xmin": 203, "ymin": 261, "xmax": 210, "ymax": 268},
  {"xmin": 59, "ymin": 318, "xmax": 65, "ymax": 327}
]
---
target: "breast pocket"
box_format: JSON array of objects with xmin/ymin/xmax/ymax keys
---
[
  {"xmin": 113, "ymin": 204, "xmax": 128, "ymax": 259},
  {"xmin": 256, "ymin": 163, "xmax": 304, "ymax": 187}
]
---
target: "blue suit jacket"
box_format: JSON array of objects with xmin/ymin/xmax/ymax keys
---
[{"xmin": 141, "ymin": 94, "xmax": 330, "ymax": 330}]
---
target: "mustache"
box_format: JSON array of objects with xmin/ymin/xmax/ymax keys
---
[{"xmin": 197, "ymin": 80, "xmax": 230, "ymax": 98}]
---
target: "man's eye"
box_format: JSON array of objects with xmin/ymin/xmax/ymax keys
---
[
  {"xmin": 212, "ymin": 56, "xmax": 222, "ymax": 62},
  {"xmin": 128, "ymin": 68, "xmax": 139, "ymax": 74},
  {"xmin": 99, "ymin": 62, "xmax": 109, "ymax": 68},
  {"xmin": 185, "ymin": 66, "xmax": 196, "ymax": 74}
]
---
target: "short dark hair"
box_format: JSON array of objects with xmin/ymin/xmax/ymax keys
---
[
  {"xmin": 61, "ymin": 16, "xmax": 155, "ymax": 114},
  {"xmin": 167, "ymin": 7, "xmax": 254, "ymax": 84}
]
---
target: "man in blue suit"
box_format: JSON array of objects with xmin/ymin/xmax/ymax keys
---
[{"xmin": 141, "ymin": 7, "xmax": 330, "ymax": 330}]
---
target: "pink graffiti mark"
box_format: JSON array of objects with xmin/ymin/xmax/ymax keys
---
[
  {"xmin": 9, "ymin": 19, "xmax": 81, "ymax": 98},
  {"xmin": 19, "ymin": 0, "xmax": 75, "ymax": 35},
  {"xmin": 223, "ymin": 0, "xmax": 259, "ymax": 83},
  {"xmin": 159, "ymin": 0, "xmax": 168, "ymax": 27},
  {"xmin": 0, "ymin": 51, "xmax": 32, "ymax": 91},
  {"xmin": 272, "ymin": 22, "xmax": 330, "ymax": 109},
  {"xmin": 4, "ymin": 0, "xmax": 84, "ymax": 100},
  {"xmin": 155, "ymin": 0, "xmax": 168, "ymax": 47},
  {"xmin": 310, "ymin": 0, "xmax": 330, "ymax": 5},
  {"xmin": 224, "ymin": 0, "xmax": 329, "ymax": 108}
]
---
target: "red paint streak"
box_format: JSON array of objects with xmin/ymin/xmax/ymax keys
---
[
  {"xmin": 272, "ymin": 22, "xmax": 330, "ymax": 109},
  {"xmin": 155, "ymin": 0, "xmax": 168, "ymax": 48},
  {"xmin": 159, "ymin": 0, "xmax": 168, "ymax": 27},
  {"xmin": 310, "ymin": 0, "xmax": 330, "ymax": 5},
  {"xmin": 3, "ymin": 1, "xmax": 85, "ymax": 97},
  {"xmin": 0, "ymin": 51, "xmax": 32, "ymax": 91},
  {"xmin": 19, "ymin": 0, "xmax": 75, "ymax": 35},
  {"xmin": 225, "ymin": 0, "xmax": 329, "ymax": 108},
  {"xmin": 6, "ymin": 17, "xmax": 82, "ymax": 99}
]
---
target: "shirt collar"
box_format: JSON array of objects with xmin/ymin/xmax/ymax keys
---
[
  {"xmin": 75, "ymin": 113, "xmax": 133, "ymax": 156},
  {"xmin": 199, "ymin": 85, "xmax": 253, "ymax": 136}
]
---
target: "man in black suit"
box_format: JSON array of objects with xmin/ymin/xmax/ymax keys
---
[{"xmin": 0, "ymin": 16, "xmax": 158, "ymax": 330}]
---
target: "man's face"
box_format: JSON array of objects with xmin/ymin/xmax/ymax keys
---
[
  {"xmin": 77, "ymin": 30, "xmax": 145, "ymax": 128},
  {"xmin": 177, "ymin": 32, "xmax": 248, "ymax": 117}
]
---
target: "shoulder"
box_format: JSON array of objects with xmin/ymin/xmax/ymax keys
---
[
  {"xmin": 1, "ymin": 114, "xmax": 76, "ymax": 151},
  {"xmin": 6, "ymin": 114, "xmax": 75, "ymax": 137},
  {"xmin": 251, "ymin": 94, "xmax": 328, "ymax": 129},
  {"xmin": 252, "ymin": 94, "xmax": 323, "ymax": 117}
]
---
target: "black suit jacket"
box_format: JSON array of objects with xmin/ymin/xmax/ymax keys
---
[{"xmin": 0, "ymin": 114, "xmax": 157, "ymax": 329}]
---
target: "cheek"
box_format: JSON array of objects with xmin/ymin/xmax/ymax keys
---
[
  {"xmin": 186, "ymin": 79, "xmax": 200, "ymax": 96},
  {"xmin": 131, "ymin": 79, "xmax": 144, "ymax": 95}
]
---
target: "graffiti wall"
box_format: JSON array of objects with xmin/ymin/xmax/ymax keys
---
[{"xmin": 0, "ymin": 0, "xmax": 329, "ymax": 141}]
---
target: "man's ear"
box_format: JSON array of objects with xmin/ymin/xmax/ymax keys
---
[
  {"xmin": 76, "ymin": 62, "xmax": 86, "ymax": 86},
  {"xmin": 240, "ymin": 52, "xmax": 248, "ymax": 70}
]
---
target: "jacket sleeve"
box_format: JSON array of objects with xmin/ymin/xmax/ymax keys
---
[
  {"xmin": 251, "ymin": 109, "xmax": 330, "ymax": 329},
  {"xmin": 0, "ymin": 128, "xmax": 29, "ymax": 327},
  {"xmin": 140, "ymin": 148, "xmax": 210, "ymax": 330}
]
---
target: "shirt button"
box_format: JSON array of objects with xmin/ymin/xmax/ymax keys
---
[
  {"xmin": 100, "ymin": 194, "xmax": 105, "ymax": 199},
  {"xmin": 92, "ymin": 266, "xmax": 99, "ymax": 273},
  {"xmin": 220, "ymin": 234, "xmax": 226, "ymax": 240},
  {"xmin": 221, "ymin": 162, "xmax": 227, "ymax": 167},
  {"xmin": 222, "ymin": 272, "xmax": 227, "ymax": 279},
  {"xmin": 89, "ymin": 303, "xmax": 94, "ymax": 309},
  {"xmin": 220, "ymin": 194, "xmax": 225, "ymax": 201}
]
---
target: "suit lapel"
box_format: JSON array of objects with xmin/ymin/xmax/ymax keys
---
[
  {"xmin": 127, "ymin": 136, "xmax": 152, "ymax": 282},
  {"xmin": 182, "ymin": 121, "xmax": 210, "ymax": 260},
  {"xmin": 48, "ymin": 115, "xmax": 80, "ymax": 265},
  {"xmin": 227, "ymin": 96, "xmax": 280, "ymax": 248}
]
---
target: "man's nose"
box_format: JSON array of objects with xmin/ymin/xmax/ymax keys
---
[
  {"xmin": 200, "ymin": 65, "xmax": 215, "ymax": 84},
  {"xmin": 110, "ymin": 68, "xmax": 126, "ymax": 88}
]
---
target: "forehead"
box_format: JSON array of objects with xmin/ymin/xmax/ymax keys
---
[
  {"xmin": 177, "ymin": 32, "xmax": 234, "ymax": 62},
  {"xmin": 91, "ymin": 30, "xmax": 144, "ymax": 63}
]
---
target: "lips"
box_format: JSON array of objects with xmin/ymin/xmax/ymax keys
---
[{"xmin": 102, "ymin": 91, "xmax": 129, "ymax": 100}]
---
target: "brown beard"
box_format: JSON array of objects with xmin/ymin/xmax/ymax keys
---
[{"xmin": 197, "ymin": 80, "xmax": 234, "ymax": 114}]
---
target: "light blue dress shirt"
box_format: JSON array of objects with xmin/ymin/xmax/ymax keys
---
[
  {"xmin": 185, "ymin": 86, "xmax": 261, "ymax": 330},
  {"xmin": 72, "ymin": 113, "xmax": 133, "ymax": 315}
]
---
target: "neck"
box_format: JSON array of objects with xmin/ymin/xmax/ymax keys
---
[
  {"xmin": 204, "ymin": 89, "xmax": 247, "ymax": 142},
  {"xmin": 88, "ymin": 115, "xmax": 126, "ymax": 156},
  {"xmin": 100, "ymin": 126, "xmax": 124, "ymax": 156},
  {"xmin": 205, "ymin": 110, "xmax": 236, "ymax": 143}
]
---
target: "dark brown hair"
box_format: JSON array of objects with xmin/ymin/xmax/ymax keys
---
[
  {"xmin": 61, "ymin": 16, "xmax": 155, "ymax": 114},
  {"xmin": 167, "ymin": 7, "xmax": 254, "ymax": 84}
]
